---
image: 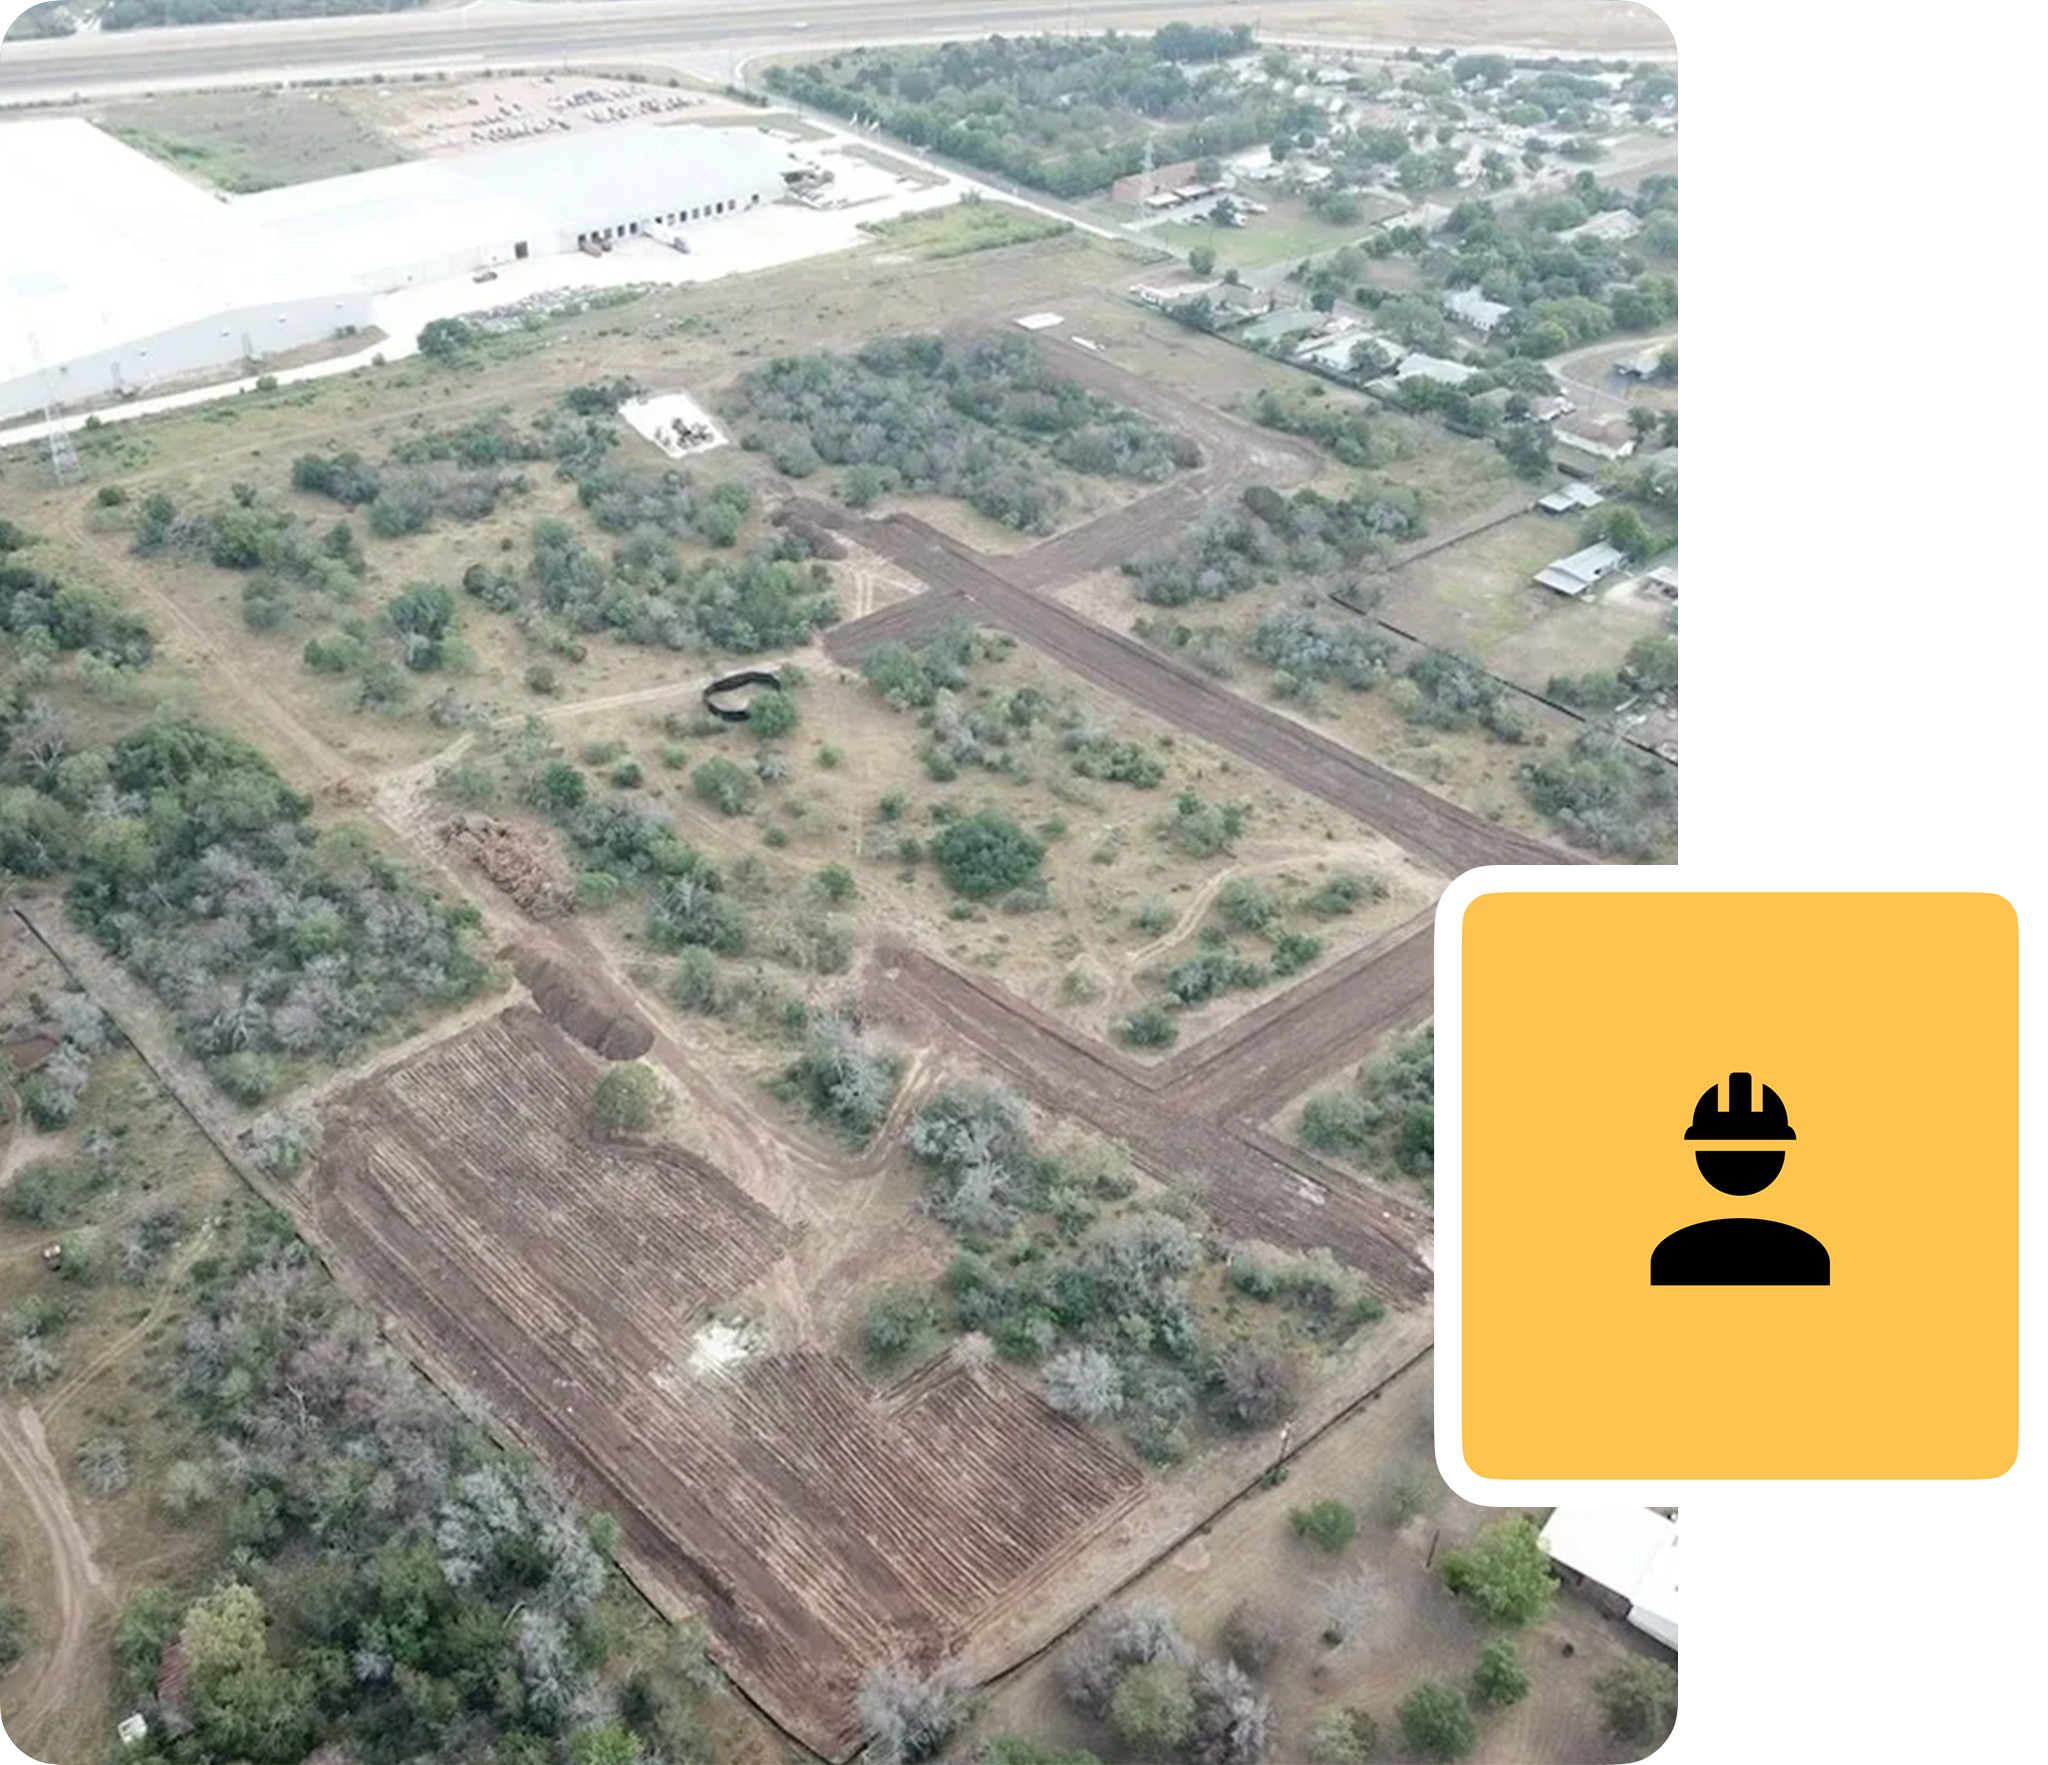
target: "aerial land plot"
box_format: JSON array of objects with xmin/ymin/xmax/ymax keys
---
[
  {"xmin": 972, "ymin": 1351, "xmax": 1678, "ymax": 1765},
  {"xmin": 1149, "ymin": 192, "xmax": 1409, "ymax": 269},
  {"xmin": 92, "ymin": 87, "xmax": 405, "ymax": 192},
  {"xmin": 444, "ymin": 630, "xmax": 1439, "ymax": 1060},
  {"xmin": 312, "ymin": 1004, "xmax": 1147, "ymax": 1753}
]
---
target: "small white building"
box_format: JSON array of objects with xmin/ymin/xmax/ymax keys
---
[
  {"xmin": 1535, "ymin": 542, "xmax": 1627, "ymax": 596},
  {"xmin": 1564, "ymin": 208, "xmax": 1643, "ymax": 244},
  {"xmin": 1540, "ymin": 1507, "xmax": 1680, "ymax": 1651},
  {"xmin": 1537, "ymin": 479, "xmax": 1606, "ymax": 514},
  {"xmin": 1443, "ymin": 286, "xmax": 1511, "ymax": 333},
  {"xmin": 1554, "ymin": 413, "xmax": 1638, "ymax": 461}
]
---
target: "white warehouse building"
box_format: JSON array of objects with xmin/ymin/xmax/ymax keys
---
[{"xmin": 1, "ymin": 118, "xmax": 808, "ymax": 422}]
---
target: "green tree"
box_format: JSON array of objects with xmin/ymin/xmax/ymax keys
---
[
  {"xmin": 1627, "ymin": 405, "xmax": 1660, "ymax": 447},
  {"xmin": 416, "ymin": 316, "xmax": 476, "ymax": 361},
  {"xmin": 591, "ymin": 1063, "xmax": 670, "ymax": 1138},
  {"xmin": 861, "ymin": 1285, "xmax": 939, "ymax": 1366},
  {"xmin": 567, "ymin": 1724, "xmax": 646, "ymax": 1765},
  {"xmin": 1189, "ymin": 243, "xmax": 1218, "ymax": 276},
  {"xmin": 1307, "ymin": 1705, "xmax": 1378, "ymax": 1764},
  {"xmin": 1472, "ymin": 1638, "xmax": 1529, "ymax": 1706},
  {"xmin": 931, "ymin": 809, "xmax": 1045, "ymax": 900},
  {"xmin": 1440, "ymin": 1515, "xmax": 1557, "ymax": 1626},
  {"xmin": 1593, "ymin": 1657, "xmax": 1678, "ymax": 1750},
  {"xmin": 1398, "ymin": 1681, "xmax": 1476, "ymax": 1762},
  {"xmin": 1289, "ymin": 1498, "xmax": 1359, "ymax": 1554},
  {"xmin": 692, "ymin": 756, "xmax": 757, "ymax": 816},
  {"xmin": 1110, "ymin": 1658, "xmax": 1197, "ymax": 1758},
  {"xmin": 748, "ymin": 687, "xmax": 799, "ymax": 740}
]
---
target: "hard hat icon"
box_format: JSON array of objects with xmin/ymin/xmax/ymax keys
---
[{"xmin": 1683, "ymin": 1071, "xmax": 1795, "ymax": 1142}]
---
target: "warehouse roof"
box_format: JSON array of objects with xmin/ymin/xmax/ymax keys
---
[
  {"xmin": 239, "ymin": 124, "xmax": 805, "ymax": 292},
  {"xmin": 0, "ymin": 117, "xmax": 338, "ymax": 397}
]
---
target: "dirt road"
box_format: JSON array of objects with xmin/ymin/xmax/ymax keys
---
[
  {"xmin": 0, "ymin": 1404, "xmax": 111, "ymax": 1749},
  {"xmin": 869, "ymin": 937, "xmax": 1433, "ymax": 1305},
  {"xmin": 1157, "ymin": 916, "xmax": 1435, "ymax": 1122},
  {"xmin": 819, "ymin": 504, "xmax": 1570, "ymax": 875}
]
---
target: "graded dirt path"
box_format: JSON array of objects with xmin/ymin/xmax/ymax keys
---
[
  {"xmin": 819, "ymin": 506, "xmax": 1573, "ymax": 875},
  {"xmin": 869, "ymin": 937, "xmax": 1434, "ymax": 1306},
  {"xmin": 0, "ymin": 1403, "xmax": 111, "ymax": 1749},
  {"xmin": 1157, "ymin": 915, "xmax": 1435, "ymax": 1122}
]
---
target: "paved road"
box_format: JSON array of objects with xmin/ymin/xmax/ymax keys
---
[{"xmin": 0, "ymin": 0, "xmax": 1674, "ymax": 103}]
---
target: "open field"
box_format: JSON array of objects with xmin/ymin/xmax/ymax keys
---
[
  {"xmin": 974, "ymin": 1350, "xmax": 1678, "ymax": 1764},
  {"xmin": 863, "ymin": 199, "xmax": 1075, "ymax": 260},
  {"xmin": 1149, "ymin": 192, "xmax": 1409, "ymax": 269},
  {"xmin": 313, "ymin": 1004, "xmax": 1147, "ymax": 1753},
  {"xmin": 91, "ymin": 85, "xmax": 404, "ymax": 190}
]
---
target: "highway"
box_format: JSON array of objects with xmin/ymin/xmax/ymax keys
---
[{"xmin": 0, "ymin": 0, "xmax": 1674, "ymax": 104}]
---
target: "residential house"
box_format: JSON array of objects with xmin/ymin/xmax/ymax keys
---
[
  {"xmin": 1643, "ymin": 564, "xmax": 1679, "ymax": 602},
  {"xmin": 1617, "ymin": 346, "xmax": 1669, "ymax": 380},
  {"xmin": 1443, "ymin": 286, "xmax": 1511, "ymax": 333},
  {"xmin": 1562, "ymin": 208, "xmax": 1642, "ymax": 244},
  {"xmin": 1540, "ymin": 1507, "xmax": 1680, "ymax": 1652},
  {"xmin": 1534, "ymin": 542, "xmax": 1627, "ymax": 597},
  {"xmin": 1553, "ymin": 412, "xmax": 1637, "ymax": 461},
  {"xmin": 1529, "ymin": 393, "xmax": 1576, "ymax": 423},
  {"xmin": 1536, "ymin": 479, "xmax": 1606, "ymax": 514}
]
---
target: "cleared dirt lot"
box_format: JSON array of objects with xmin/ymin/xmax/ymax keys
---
[{"xmin": 313, "ymin": 1004, "xmax": 1146, "ymax": 1755}]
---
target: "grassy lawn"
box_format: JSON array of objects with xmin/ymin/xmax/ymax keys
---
[
  {"xmin": 98, "ymin": 88, "xmax": 403, "ymax": 193},
  {"xmin": 1150, "ymin": 192, "xmax": 1408, "ymax": 269},
  {"xmin": 862, "ymin": 199, "xmax": 1074, "ymax": 259}
]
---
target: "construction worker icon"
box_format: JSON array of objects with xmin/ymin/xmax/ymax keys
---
[{"xmin": 1651, "ymin": 1073, "xmax": 1831, "ymax": 1286}]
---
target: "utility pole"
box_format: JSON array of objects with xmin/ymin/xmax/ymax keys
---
[{"xmin": 28, "ymin": 333, "xmax": 79, "ymax": 488}]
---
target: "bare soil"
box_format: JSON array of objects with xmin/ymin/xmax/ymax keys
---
[{"xmin": 313, "ymin": 1005, "xmax": 1146, "ymax": 1755}]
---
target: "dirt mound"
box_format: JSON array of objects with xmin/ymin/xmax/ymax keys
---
[
  {"xmin": 443, "ymin": 814, "xmax": 577, "ymax": 918},
  {"xmin": 509, "ymin": 946, "xmax": 654, "ymax": 1060},
  {"xmin": 770, "ymin": 505, "xmax": 847, "ymax": 559}
]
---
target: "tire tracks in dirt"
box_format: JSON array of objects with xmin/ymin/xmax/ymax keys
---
[{"xmin": 0, "ymin": 1403, "xmax": 110, "ymax": 1748}]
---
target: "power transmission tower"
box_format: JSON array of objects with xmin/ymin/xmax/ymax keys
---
[{"xmin": 27, "ymin": 332, "xmax": 80, "ymax": 487}]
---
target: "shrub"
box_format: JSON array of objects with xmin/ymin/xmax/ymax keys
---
[
  {"xmin": 1397, "ymin": 1682, "xmax": 1476, "ymax": 1763},
  {"xmin": 76, "ymin": 1435, "xmax": 131, "ymax": 1497},
  {"xmin": 861, "ymin": 1285, "xmax": 940, "ymax": 1367},
  {"xmin": 1593, "ymin": 1657, "xmax": 1678, "ymax": 1749},
  {"xmin": 1110, "ymin": 1659, "xmax": 1197, "ymax": 1759},
  {"xmin": 1382, "ymin": 1464, "xmax": 1435, "ymax": 1527},
  {"xmin": 931, "ymin": 809, "xmax": 1045, "ymax": 900},
  {"xmin": 1471, "ymin": 1639, "xmax": 1529, "ymax": 1707},
  {"xmin": 525, "ymin": 662, "xmax": 559, "ymax": 695},
  {"xmin": 1043, "ymin": 1346, "xmax": 1123, "ymax": 1422},
  {"xmin": 591, "ymin": 1063, "xmax": 670, "ymax": 1138},
  {"xmin": 692, "ymin": 756, "xmax": 757, "ymax": 816},
  {"xmin": 784, "ymin": 1015, "xmax": 900, "ymax": 1144},
  {"xmin": 1212, "ymin": 1344, "xmax": 1297, "ymax": 1430},
  {"xmin": 1289, "ymin": 1499, "xmax": 1358, "ymax": 1554},
  {"xmin": 1307, "ymin": 1705, "xmax": 1379, "ymax": 1765},
  {"xmin": 748, "ymin": 687, "xmax": 799, "ymax": 739},
  {"xmin": 1439, "ymin": 1516, "xmax": 1557, "ymax": 1626},
  {"xmin": 1217, "ymin": 877, "xmax": 1279, "ymax": 933},
  {"xmin": 1116, "ymin": 1004, "xmax": 1179, "ymax": 1049},
  {"xmin": 856, "ymin": 1657, "xmax": 968, "ymax": 1765},
  {"xmin": 1220, "ymin": 1601, "xmax": 1284, "ymax": 1676},
  {"xmin": 1058, "ymin": 1601, "xmax": 1191, "ymax": 1720},
  {"xmin": 815, "ymin": 862, "xmax": 857, "ymax": 904},
  {"xmin": 669, "ymin": 948, "xmax": 726, "ymax": 1014},
  {"xmin": 417, "ymin": 316, "xmax": 477, "ymax": 360}
]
